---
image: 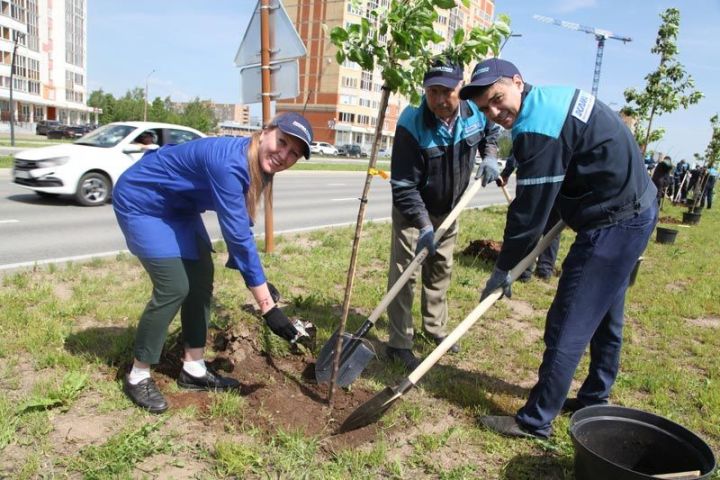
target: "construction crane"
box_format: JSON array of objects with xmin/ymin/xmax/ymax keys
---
[{"xmin": 533, "ymin": 14, "xmax": 631, "ymax": 97}]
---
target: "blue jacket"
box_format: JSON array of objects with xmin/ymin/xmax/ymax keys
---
[
  {"xmin": 113, "ymin": 137, "xmax": 266, "ymax": 287},
  {"xmin": 497, "ymin": 84, "xmax": 656, "ymax": 271},
  {"xmin": 390, "ymin": 98, "xmax": 499, "ymax": 229}
]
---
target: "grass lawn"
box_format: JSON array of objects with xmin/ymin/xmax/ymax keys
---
[
  {"xmin": 0, "ymin": 155, "xmax": 12, "ymax": 168},
  {"xmin": 0, "ymin": 202, "xmax": 718, "ymax": 478},
  {"xmin": 293, "ymin": 160, "xmax": 391, "ymax": 172}
]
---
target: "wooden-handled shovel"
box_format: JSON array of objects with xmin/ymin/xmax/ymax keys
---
[
  {"xmin": 315, "ymin": 171, "xmax": 495, "ymax": 388},
  {"xmin": 338, "ymin": 220, "xmax": 566, "ymax": 433}
]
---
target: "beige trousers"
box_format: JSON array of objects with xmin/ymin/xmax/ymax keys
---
[{"xmin": 386, "ymin": 207, "xmax": 458, "ymax": 350}]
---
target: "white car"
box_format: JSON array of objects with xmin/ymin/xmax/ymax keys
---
[
  {"xmin": 309, "ymin": 141, "xmax": 338, "ymax": 156},
  {"xmin": 12, "ymin": 121, "xmax": 205, "ymax": 206}
]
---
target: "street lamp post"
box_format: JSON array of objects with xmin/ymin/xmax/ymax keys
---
[
  {"xmin": 143, "ymin": 69, "xmax": 155, "ymax": 122},
  {"xmin": 9, "ymin": 31, "xmax": 26, "ymax": 147},
  {"xmin": 500, "ymin": 33, "xmax": 522, "ymax": 53}
]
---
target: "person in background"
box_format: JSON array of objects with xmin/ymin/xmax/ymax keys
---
[
  {"xmin": 385, "ymin": 59, "xmax": 500, "ymax": 371},
  {"xmin": 673, "ymin": 158, "xmax": 690, "ymax": 202},
  {"xmin": 651, "ymin": 156, "xmax": 673, "ymax": 208},
  {"xmin": 132, "ymin": 130, "xmax": 160, "ymax": 151},
  {"xmin": 496, "ymin": 154, "xmax": 560, "ymax": 281},
  {"xmin": 461, "ymin": 58, "xmax": 657, "ymax": 439},
  {"xmin": 113, "ymin": 112, "xmax": 314, "ymax": 413},
  {"xmin": 700, "ymin": 165, "xmax": 717, "ymax": 209}
]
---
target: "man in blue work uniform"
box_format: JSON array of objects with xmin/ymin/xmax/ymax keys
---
[
  {"xmin": 497, "ymin": 154, "xmax": 560, "ymax": 281},
  {"xmin": 460, "ymin": 58, "xmax": 658, "ymax": 438},
  {"xmin": 386, "ymin": 60, "xmax": 500, "ymax": 370}
]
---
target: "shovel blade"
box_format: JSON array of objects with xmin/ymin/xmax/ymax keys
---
[
  {"xmin": 315, "ymin": 331, "xmax": 375, "ymax": 387},
  {"xmin": 338, "ymin": 386, "xmax": 402, "ymax": 433}
]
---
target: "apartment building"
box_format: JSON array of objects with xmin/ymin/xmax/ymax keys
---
[
  {"xmin": 0, "ymin": 0, "xmax": 93, "ymax": 127},
  {"xmin": 277, "ymin": 0, "xmax": 494, "ymax": 152}
]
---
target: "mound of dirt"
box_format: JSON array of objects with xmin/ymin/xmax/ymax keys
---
[
  {"xmin": 149, "ymin": 320, "xmax": 380, "ymax": 449},
  {"xmin": 658, "ymin": 216, "xmax": 682, "ymax": 225},
  {"xmin": 462, "ymin": 239, "xmax": 502, "ymax": 262}
]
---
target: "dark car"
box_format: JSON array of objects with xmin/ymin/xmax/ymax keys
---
[
  {"xmin": 47, "ymin": 126, "xmax": 87, "ymax": 140},
  {"xmin": 36, "ymin": 120, "xmax": 61, "ymax": 136},
  {"xmin": 337, "ymin": 144, "xmax": 366, "ymax": 158}
]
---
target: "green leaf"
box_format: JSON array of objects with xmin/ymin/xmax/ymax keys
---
[
  {"xmin": 329, "ymin": 26, "xmax": 349, "ymax": 44},
  {"xmin": 461, "ymin": 0, "xmax": 470, "ymax": 7},
  {"xmin": 453, "ymin": 28, "xmax": 465, "ymax": 46},
  {"xmin": 433, "ymin": 0, "xmax": 456, "ymax": 9},
  {"xmin": 335, "ymin": 50, "xmax": 346, "ymax": 65}
]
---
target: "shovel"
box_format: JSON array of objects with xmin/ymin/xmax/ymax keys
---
[
  {"xmin": 338, "ymin": 220, "xmax": 566, "ymax": 433},
  {"xmin": 315, "ymin": 173, "xmax": 493, "ymax": 388}
]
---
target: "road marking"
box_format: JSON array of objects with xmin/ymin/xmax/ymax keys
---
[
  {"xmin": 0, "ymin": 219, "xmax": 19, "ymax": 224},
  {"xmin": 331, "ymin": 197, "xmax": 358, "ymax": 202},
  {"xmin": 0, "ymin": 201, "xmax": 504, "ymax": 273}
]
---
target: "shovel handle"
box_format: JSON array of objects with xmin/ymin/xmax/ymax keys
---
[
  {"xmin": 364, "ymin": 176, "xmax": 487, "ymax": 327},
  {"xmin": 407, "ymin": 220, "xmax": 566, "ymax": 384},
  {"xmin": 501, "ymin": 185, "xmax": 513, "ymax": 204}
]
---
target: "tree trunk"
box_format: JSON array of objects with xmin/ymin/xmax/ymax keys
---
[{"xmin": 328, "ymin": 84, "xmax": 392, "ymax": 407}]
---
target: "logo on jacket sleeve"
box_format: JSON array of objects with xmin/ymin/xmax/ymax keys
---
[{"xmin": 571, "ymin": 91, "xmax": 595, "ymax": 123}]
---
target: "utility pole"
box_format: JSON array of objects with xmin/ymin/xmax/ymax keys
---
[
  {"xmin": 260, "ymin": 0, "xmax": 274, "ymax": 253},
  {"xmin": 9, "ymin": 31, "xmax": 25, "ymax": 147},
  {"xmin": 143, "ymin": 69, "xmax": 155, "ymax": 122}
]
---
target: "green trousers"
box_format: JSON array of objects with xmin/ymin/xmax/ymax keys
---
[
  {"xmin": 386, "ymin": 207, "xmax": 458, "ymax": 350},
  {"xmin": 134, "ymin": 239, "xmax": 214, "ymax": 364}
]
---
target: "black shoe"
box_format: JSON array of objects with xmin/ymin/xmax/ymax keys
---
[
  {"xmin": 518, "ymin": 270, "xmax": 533, "ymax": 283},
  {"xmin": 386, "ymin": 346, "xmax": 422, "ymax": 372},
  {"xmin": 535, "ymin": 270, "xmax": 552, "ymax": 280},
  {"xmin": 177, "ymin": 369, "xmax": 240, "ymax": 391},
  {"xmin": 430, "ymin": 335, "xmax": 460, "ymax": 354},
  {"xmin": 123, "ymin": 376, "xmax": 168, "ymax": 414},
  {"xmin": 480, "ymin": 415, "xmax": 548, "ymax": 439},
  {"xmin": 562, "ymin": 397, "xmax": 607, "ymax": 414}
]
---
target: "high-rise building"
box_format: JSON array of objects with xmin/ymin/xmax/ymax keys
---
[
  {"xmin": 277, "ymin": 0, "xmax": 495, "ymax": 152},
  {"xmin": 0, "ymin": 0, "xmax": 93, "ymax": 127}
]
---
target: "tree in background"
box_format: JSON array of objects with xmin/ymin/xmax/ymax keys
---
[
  {"xmin": 621, "ymin": 7, "xmax": 703, "ymax": 155},
  {"xmin": 87, "ymin": 89, "xmax": 217, "ymax": 133},
  {"xmin": 704, "ymin": 114, "xmax": 719, "ymax": 167}
]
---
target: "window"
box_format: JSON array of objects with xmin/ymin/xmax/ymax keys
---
[
  {"xmin": 340, "ymin": 94, "xmax": 356, "ymax": 105},
  {"xmin": 26, "ymin": 0, "xmax": 39, "ymax": 51},
  {"xmin": 339, "ymin": 112, "xmax": 355, "ymax": 123},
  {"xmin": 360, "ymin": 71, "xmax": 372, "ymax": 91},
  {"xmin": 167, "ymin": 129, "xmax": 201, "ymax": 145},
  {"xmin": 341, "ymin": 76, "xmax": 358, "ymax": 89},
  {"xmin": 346, "ymin": 2, "xmax": 363, "ymax": 16},
  {"xmin": 65, "ymin": 0, "xmax": 85, "ymax": 67}
]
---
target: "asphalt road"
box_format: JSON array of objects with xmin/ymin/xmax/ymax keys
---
[{"xmin": 0, "ymin": 168, "xmax": 510, "ymax": 271}]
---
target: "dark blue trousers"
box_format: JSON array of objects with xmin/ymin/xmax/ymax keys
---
[{"xmin": 516, "ymin": 204, "xmax": 657, "ymax": 436}]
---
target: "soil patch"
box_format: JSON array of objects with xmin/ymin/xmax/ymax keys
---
[
  {"xmin": 658, "ymin": 216, "xmax": 682, "ymax": 225},
  {"xmin": 462, "ymin": 239, "xmax": 502, "ymax": 262},
  {"xmin": 686, "ymin": 317, "xmax": 720, "ymax": 329},
  {"xmin": 153, "ymin": 322, "xmax": 381, "ymax": 450}
]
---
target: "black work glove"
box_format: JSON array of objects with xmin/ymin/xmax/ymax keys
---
[
  {"xmin": 262, "ymin": 306, "xmax": 298, "ymax": 342},
  {"xmin": 480, "ymin": 267, "xmax": 513, "ymax": 301},
  {"xmin": 267, "ymin": 281, "xmax": 281, "ymax": 304}
]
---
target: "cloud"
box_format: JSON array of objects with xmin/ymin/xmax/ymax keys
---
[{"xmin": 554, "ymin": 0, "xmax": 598, "ymax": 13}]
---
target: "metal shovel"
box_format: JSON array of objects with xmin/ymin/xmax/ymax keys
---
[
  {"xmin": 315, "ymin": 173, "xmax": 491, "ymax": 387},
  {"xmin": 338, "ymin": 220, "xmax": 566, "ymax": 433}
]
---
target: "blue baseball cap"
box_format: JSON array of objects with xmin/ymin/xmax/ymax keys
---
[
  {"xmin": 459, "ymin": 58, "xmax": 522, "ymax": 100},
  {"xmin": 271, "ymin": 112, "xmax": 314, "ymax": 159},
  {"xmin": 423, "ymin": 61, "xmax": 464, "ymax": 89}
]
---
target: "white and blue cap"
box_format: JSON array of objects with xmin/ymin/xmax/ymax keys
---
[
  {"xmin": 270, "ymin": 112, "xmax": 314, "ymax": 159},
  {"xmin": 459, "ymin": 58, "xmax": 522, "ymax": 100},
  {"xmin": 423, "ymin": 61, "xmax": 464, "ymax": 89}
]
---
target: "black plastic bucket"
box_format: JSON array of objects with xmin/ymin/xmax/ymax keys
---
[
  {"xmin": 570, "ymin": 405, "xmax": 716, "ymax": 480},
  {"xmin": 656, "ymin": 227, "xmax": 678, "ymax": 244},
  {"xmin": 683, "ymin": 211, "xmax": 701, "ymax": 225},
  {"xmin": 628, "ymin": 257, "xmax": 643, "ymax": 287}
]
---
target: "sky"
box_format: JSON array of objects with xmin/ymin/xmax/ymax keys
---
[{"xmin": 88, "ymin": 0, "xmax": 720, "ymax": 162}]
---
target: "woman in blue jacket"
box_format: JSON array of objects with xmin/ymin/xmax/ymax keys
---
[{"xmin": 113, "ymin": 112, "xmax": 313, "ymax": 413}]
